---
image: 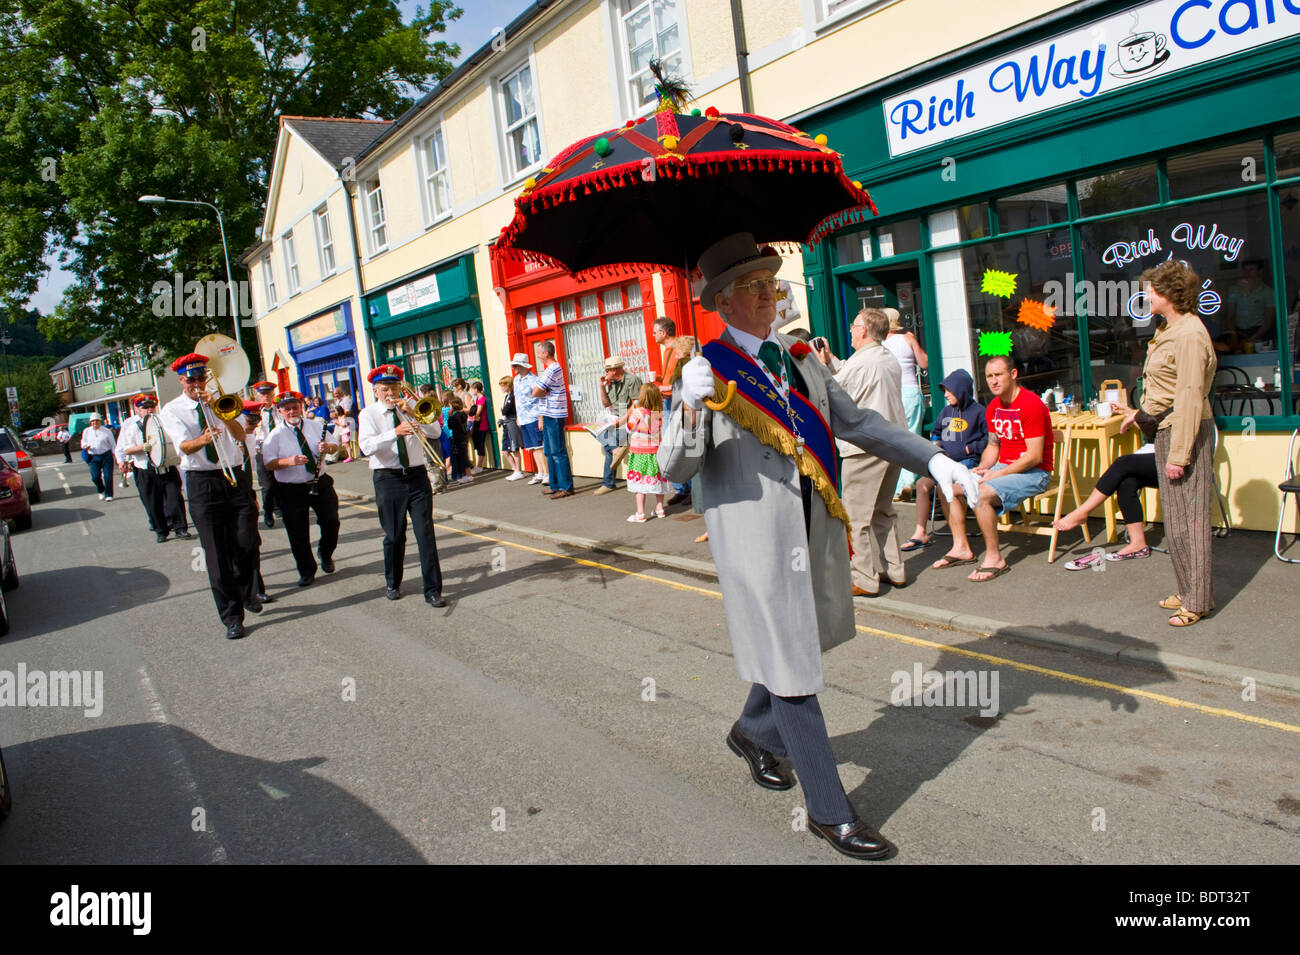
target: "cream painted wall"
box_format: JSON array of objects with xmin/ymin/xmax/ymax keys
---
[
  {"xmin": 534, "ymin": 2, "xmax": 618, "ymax": 158},
  {"xmin": 734, "ymin": 0, "xmax": 802, "ymax": 62},
  {"xmin": 445, "ymin": 85, "xmax": 501, "ymax": 200},
  {"xmin": 268, "ymin": 135, "xmax": 342, "ymax": 239},
  {"xmin": 683, "ymin": 0, "xmax": 739, "ymax": 81}
]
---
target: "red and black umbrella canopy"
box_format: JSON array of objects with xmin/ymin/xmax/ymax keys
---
[{"xmin": 495, "ymin": 107, "xmax": 876, "ymax": 277}]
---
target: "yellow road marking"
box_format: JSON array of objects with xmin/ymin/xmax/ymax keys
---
[{"xmin": 341, "ymin": 499, "xmax": 1300, "ymax": 734}]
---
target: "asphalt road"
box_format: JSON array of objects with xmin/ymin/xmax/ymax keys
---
[{"xmin": 1, "ymin": 457, "xmax": 1298, "ymax": 864}]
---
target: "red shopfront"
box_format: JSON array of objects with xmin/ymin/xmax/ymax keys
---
[{"xmin": 491, "ymin": 248, "xmax": 724, "ymax": 440}]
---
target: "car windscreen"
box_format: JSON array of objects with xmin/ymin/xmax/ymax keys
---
[{"xmin": 0, "ymin": 433, "xmax": 16, "ymax": 453}]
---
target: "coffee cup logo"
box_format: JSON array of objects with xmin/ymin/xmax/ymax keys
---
[{"xmin": 1111, "ymin": 30, "xmax": 1170, "ymax": 78}]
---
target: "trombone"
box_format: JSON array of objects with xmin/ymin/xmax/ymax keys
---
[
  {"xmin": 193, "ymin": 333, "xmax": 252, "ymax": 486},
  {"xmin": 390, "ymin": 384, "xmax": 444, "ymax": 471}
]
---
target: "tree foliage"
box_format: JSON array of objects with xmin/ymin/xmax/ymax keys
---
[{"xmin": 0, "ymin": 0, "xmax": 461, "ymax": 363}]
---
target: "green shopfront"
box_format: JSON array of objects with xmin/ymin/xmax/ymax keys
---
[
  {"xmin": 798, "ymin": 0, "xmax": 1300, "ymax": 531},
  {"xmin": 364, "ymin": 251, "xmax": 497, "ymax": 464}
]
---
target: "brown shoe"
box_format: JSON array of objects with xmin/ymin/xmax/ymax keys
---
[
  {"xmin": 881, "ymin": 574, "xmax": 908, "ymax": 588},
  {"xmin": 852, "ymin": 585, "xmax": 881, "ymax": 598},
  {"xmin": 550, "ymin": 489, "xmax": 575, "ymax": 499}
]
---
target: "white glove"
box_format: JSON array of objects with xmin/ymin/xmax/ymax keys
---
[
  {"xmin": 928, "ymin": 453, "xmax": 980, "ymax": 505},
  {"xmin": 680, "ymin": 356, "xmax": 715, "ymax": 411}
]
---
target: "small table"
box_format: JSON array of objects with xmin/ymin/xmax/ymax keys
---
[{"xmin": 1050, "ymin": 410, "xmax": 1139, "ymax": 543}]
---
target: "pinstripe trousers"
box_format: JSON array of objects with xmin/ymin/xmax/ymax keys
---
[
  {"xmin": 739, "ymin": 684, "xmax": 855, "ymax": 824},
  {"xmin": 1155, "ymin": 420, "xmax": 1214, "ymax": 615}
]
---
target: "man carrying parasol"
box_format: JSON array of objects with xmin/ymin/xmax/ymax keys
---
[{"xmin": 659, "ymin": 233, "xmax": 978, "ymax": 860}]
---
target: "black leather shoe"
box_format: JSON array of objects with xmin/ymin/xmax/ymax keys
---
[
  {"xmin": 175, "ymin": 530, "xmax": 194, "ymax": 540},
  {"xmin": 225, "ymin": 623, "xmax": 246, "ymax": 640},
  {"xmin": 297, "ymin": 574, "xmax": 314, "ymax": 587},
  {"xmin": 726, "ymin": 722, "xmax": 795, "ymax": 791},
  {"xmin": 320, "ymin": 557, "xmax": 335, "ymax": 574},
  {"xmin": 245, "ymin": 598, "xmax": 263, "ymax": 614},
  {"xmin": 264, "ymin": 513, "xmax": 275, "ymax": 529},
  {"xmin": 666, "ymin": 492, "xmax": 688, "ymax": 506},
  {"xmin": 156, "ymin": 532, "xmax": 169, "ymax": 543},
  {"xmin": 425, "ymin": 594, "xmax": 448, "ymax": 608},
  {"xmin": 807, "ymin": 816, "xmax": 892, "ymax": 861},
  {"xmin": 386, "ymin": 587, "xmax": 400, "ymax": 600},
  {"xmin": 257, "ymin": 592, "xmax": 275, "ymax": 604}
]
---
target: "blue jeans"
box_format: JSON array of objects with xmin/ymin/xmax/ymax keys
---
[
  {"xmin": 600, "ymin": 428, "xmax": 627, "ymax": 488},
  {"xmin": 541, "ymin": 417, "xmax": 574, "ymax": 492},
  {"xmin": 88, "ymin": 452, "xmax": 115, "ymax": 497}
]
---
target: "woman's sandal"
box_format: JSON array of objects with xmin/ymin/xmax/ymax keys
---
[
  {"xmin": 627, "ymin": 513, "xmax": 648, "ymax": 523},
  {"xmin": 655, "ymin": 506, "xmax": 666, "ymax": 519},
  {"xmin": 1169, "ymin": 608, "xmax": 1207, "ymax": 627},
  {"xmin": 1159, "ymin": 594, "xmax": 1182, "ymax": 610}
]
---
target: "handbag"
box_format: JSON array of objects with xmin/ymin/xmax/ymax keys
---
[
  {"xmin": 81, "ymin": 447, "xmax": 90, "ymax": 463},
  {"xmin": 1134, "ymin": 407, "xmax": 1171, "ymax": 441}
]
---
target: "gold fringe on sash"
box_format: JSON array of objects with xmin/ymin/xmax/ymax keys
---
[{"xmin": 712, "ymin": 373, "xmax": 852, "ymax": 530}]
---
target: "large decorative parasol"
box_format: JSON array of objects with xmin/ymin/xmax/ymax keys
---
[{"xmin": 494, "ymin": 79, "xmax": 875, "ymax": 278}]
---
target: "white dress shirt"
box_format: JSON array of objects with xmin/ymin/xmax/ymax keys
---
[
  {"xmin": 116, "ymin": 415, "xmax": 157, "ymax": 468},
  {"xmin": 727, "ymin": 324, "xmax": 789, "ymax": 400},
  {"xmin": 357, "ymin": 400, "xmax": 442, "ymax": 470},
  {"xmin": 114, "ymin": 415, "xmax": 140, "ymax": 464},
  {"xmin": 159, "ymin": 394, "xmax": 245, "ymax": 473},
  {"xmin": 263, "ymin": 416, "xmax": 329, "ymax": 484},
  {"xmin": 81, "ymin": 425, "xmax": 118, "ymax": 456}
]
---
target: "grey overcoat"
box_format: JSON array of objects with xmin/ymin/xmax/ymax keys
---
[{"xmin": 657, "ymin": 329, "xmax": 938, "ymax": 697}]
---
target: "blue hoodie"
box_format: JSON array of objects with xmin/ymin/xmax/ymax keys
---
[{"xmin": 931, "ymin": 369, "xmax": 987, "ymax": 463}]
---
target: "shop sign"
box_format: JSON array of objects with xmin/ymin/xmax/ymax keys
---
[
  {"xmin": 289, "ymin": 308, "xmax": 347, "ymax": 351},
  {"xmin": 387, "ymin": 273, "xmax": 440, "ymax": 317},
  {"xmin": 884, "ymin": 0, "xmax": 1300, "ymax": 156}
]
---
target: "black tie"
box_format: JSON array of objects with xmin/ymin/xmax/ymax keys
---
[
  {"xmin": 294, "ymin": 425, "xmax": 318, "ymax": 475},
  {"xmin": 390, "ymin": 409, "xmax": 409, "ymax": 468},
  {"xmin": 197, "ymin": 405, "xmax": 218, "ymax": 463}
]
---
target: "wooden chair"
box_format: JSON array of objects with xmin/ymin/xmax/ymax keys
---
[{"xmin": 996, "ymin": 426, "xmax": 1087, "ymax": 563}]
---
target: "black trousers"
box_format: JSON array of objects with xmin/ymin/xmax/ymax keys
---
[
  {"xmin": 1094, "ymin": 452, "xmax": 1159, "ymax": 526},
  {"xmin": 275, "ymin": 475, "xmax": 340, "ymax": 578},
  {"xmin": 185, "ymin": 467, "xmax": 259, "ymax": 628},
  {"xmin": 134, "ymin": 465, "xmax": 189, "ymax": 534},
  {"xmin": 738, "ymin": 683, "xmax": 855, "ymax": 825},
  {"xmin": 372, "ymin": 466, "xmax": 443, "ymax": 597},
  {"xmin": 257, "ymin": 463, "xmax": 278, "ymax": 518}
]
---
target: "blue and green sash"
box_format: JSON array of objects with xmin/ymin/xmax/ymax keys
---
[{"xmin": 702, "ymin": 339, "xmax": 849, "ymax": 528}]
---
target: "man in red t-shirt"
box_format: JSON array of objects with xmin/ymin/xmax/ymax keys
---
[{"xmin": 931, "ymin": 355, "xmax": 1052, "ymax": 582}]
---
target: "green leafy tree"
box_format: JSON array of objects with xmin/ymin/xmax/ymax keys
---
[
  {"xmin": 0, "ymin": 0, "xmax": 461, "ymax": 363},
  {"xmin": 3, "ymin": 356, "xmax": 62, "ymax": 430}
]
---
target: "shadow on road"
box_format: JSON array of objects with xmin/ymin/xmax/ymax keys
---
[{"xmin": 2, "ymin": 565, "xmax": 172, "ymax": 644}]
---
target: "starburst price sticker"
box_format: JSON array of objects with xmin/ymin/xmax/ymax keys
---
[
  {"xmin": 978, "ymin": 330, "xmax": 1014, "ymax": 357},
  {"xmin": 1017, "ymin": 299, "xmax": 1056, "ymax": 332},
  {"xmin": 981, "ymin": 269, "xmax": 1017, "ymax": 298}
]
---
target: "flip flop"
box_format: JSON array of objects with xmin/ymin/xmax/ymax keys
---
[
  {"xmin": 932, "ymin": 555, "xmax": 976, "ymax": 570},
  {"xmin": 900, "ymin": 537, "xmax": 929, "ymax": 552},
  {"xmin": 627, "ymin": 513, "xmax": 647, "ymax": 523},
  {"xmin": 969, "ymin": 564, "xmax": 1011, "ymax": 583}
]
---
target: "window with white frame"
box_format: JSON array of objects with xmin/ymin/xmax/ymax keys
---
[
  {"xmin": 620, "ymin": 0, "xmax": 684, "ymax": 110},
  {"xmin": 283, "ymin": 230, "xmax": 301, "ymax": 295},
  {"xmin": 314, "ymin": 205, "xmax": 336, "ymax": 276},
  {"xmin": 421, "ymin": 127, "xmax": 452, "ymax": 221},
  {"xmin": 262, "ymin": 253, "xmax": 277, "ymax": 308},
  {"xmin": 364, "ymin": 177, "xmax": 388, "ymax": 252},
  {"xmin": 817, "ymin": 0, "xmax": 885, "ymax": 26},
  {"xmin": 499, "ymin": 62, "xmax": 542, "ymax": 180}
]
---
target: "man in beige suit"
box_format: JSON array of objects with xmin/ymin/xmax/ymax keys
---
[{"xmin": 827, "ymin": 308, "xmax": 909, "ymax": 596}]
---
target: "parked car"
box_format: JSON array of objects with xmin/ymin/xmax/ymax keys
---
[
  {"xmin": 0, "ymin": 742, "xmax": 10, "ymax": 821},
  {"xmin": 0, "ymin": 519, "xmax": 17, "ymax": 636},
  {"xmin": 0, "ymin": 457, "xmax": 31, "ymax": 531},
  {"xmin": 0, "ymin": 426, "xmax": 40, "ymax": 503}
]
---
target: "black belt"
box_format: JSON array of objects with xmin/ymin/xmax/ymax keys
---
[{"xmin": 376, "ymin": 465, "xmax": 426, "ymax": 475}]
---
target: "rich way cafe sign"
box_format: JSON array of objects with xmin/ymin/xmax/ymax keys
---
[{"xmin": 884, "ymin": 0, "xmax": 1300, "ymax": 156}]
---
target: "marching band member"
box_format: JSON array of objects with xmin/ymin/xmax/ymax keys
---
[
  {"xmin": 238, "ymin": 402, "xmax": 273, "ymax": 605},
  {"xmin": 357, "ymin": 365, "xmax": 447, "ymax": 607},
  {"xmin": 116, "ymin": 393, "xmax": 192, "ymax": 542},
  {"xmin": 158, "ymin": 353, "xmax": 260, "ymax": 640},
  {"xmin": 251, "ymin": 380, "xmax": 280, "ymax": 527},
  {"xmin": 262, "ymin": 390, "xmax": 341, "ymax": 587}
]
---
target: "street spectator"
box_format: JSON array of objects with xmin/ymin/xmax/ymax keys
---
[
  {"xmin": 332, "ymin": 407, "xmax": 358, "ymax": 463},
  {"xmin": 532, "ymin": 341, "xmax": 574, "ymax": 499},
  {"xmin": 332, "ymin": 386, "xmax": 355, "ymax": 418},
  {"xmin": 593, "ymin": 355, "xmax": 644, "ymax": 495},
  {"xmin": 828, "ymin": 308, "xmax": 909, "ymax": 595},
  {"xmin": 447, "ymin": 396, "xmax": 472, "ymax": 483},
  {"xmin": 438, "ymin": 391, "xmax": 454, "ymax": 481},
  {"xmin": 1119, "ymin": 259, "xmax": 1218, "ymax": 625},
  {"xmin": 58, "ymin": 425, "xmax": 72, "ymax": 462},
  {"xmin": 884, "ymin": 308, "xmax": 929, "ymax": 498},
  {"xmin": 903, "ymin": 368, "xmax": 987, "ymax": 551},
  {"xmin": 668, "ymin": 335, "xmax": 696, "ymax": 509},
  {"xmin": 625, "ymin": 382, "xmax": 669, "ymax": 522},
  {"xmin": 653, "ymin": 316, "xmax": 690, "ymax": 505},
  {"xmin": 511, "ymin": 353, "xmax": 548, "ymax": 487},
  {"xmin": 1056, "ymin": 447, "xmax": 1158, "ymax": 569},
  {"xmin": 81, "ymin": 413, "xmax": 118, "ymax": 501},
  {"xmin": 498, "ymin": 375, "xmax": 524, "ymax": 479},
  {"xmin": 932, "ymin": 355, "xmax": 1052, "ymax": 582},
  {"xmin": 469, "ymin": 380, "xmax": 490, "ymax": 473}
]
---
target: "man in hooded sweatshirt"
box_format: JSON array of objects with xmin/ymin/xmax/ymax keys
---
[{"xmin": 902, "ymin": 367, "xmax": 988, "ymax": 551}]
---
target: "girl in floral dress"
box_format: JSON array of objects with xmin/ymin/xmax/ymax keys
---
[{"xmin": 624, "ymin": 383, "xmax": 670, "ymax": 522}]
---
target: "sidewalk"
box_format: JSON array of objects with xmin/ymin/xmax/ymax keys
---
[{"xmin": 326, "ymin": 461, "xmax": 1300, "ymax": 694}]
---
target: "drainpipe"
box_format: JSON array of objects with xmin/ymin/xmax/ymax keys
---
[{"xmin": 730, "ymin": 0, "xmax": 754, "ymax": 113}]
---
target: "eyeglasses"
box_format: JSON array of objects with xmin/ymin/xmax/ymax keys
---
[{"xmin": 733, "ymin": 277, "xmax": 779, "ymax": 297}]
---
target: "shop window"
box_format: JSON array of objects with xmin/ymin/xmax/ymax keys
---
[
  {"xmin": 498, "ymin": 62, "xmax": 542, "ymax": 180},
  {"xmin": 835, "ymin": 228, "xmax": 872, "ymax": 265},
  {"xmin": 954, "ymin": 203, "xmax": 991, "ymax": 242},
  {"xmin": 876, "ymin": 219, "xmax": 921, "ymax": 257},
  {"xmin": 1275, "ymin": 129, "xmax": 1300, "ymax": 180},
  {"xmin": 525, "ymin": 307, "xmax": 539, "ymax": 329},
  {"xmin": 960, "ymin": 235, "xmax": 1084, "ymax": 403},
  {"xmin": 456, "ymin": 339, "xmax": 483, "ymax": 386},
  {"xmin": 1167, "ymin": 140, "xmax": 1264, "ymax": 200},
  {"xmin": 620, "ymin": 0, "xmax": 683, "ymax": 111},
  {"xmin": 602, "ymin": 288, "xmax": 623, "ymax": 312},
  {"xmin": 1079, "ymin": 193, "xmax": 1277, "ymax": 412},
  {"xmin": 562, "ymin": 318, "xmax": 605, "ymax": 424},
  {"xmin": 996, "ymin": 185, "xmax": 1068, "ymax": 231},
  {"xmin": 559, "ymin": 299, "xmax": 577, "ymax": 322},
  {"xmin": 1076, "ymin": 163, "xmax": 1158, "ymax": 219},
  {"xmin": 606, "ymin": 307, "xmax": 651, "ymax": 380},
  {"xmin": 539, "ymin": 303, "xmax": 556, "ymax": 326},
  {"xmin": 626, "ymin": 282, "xmax": 642, "ymax": 308},
  {"xmin": 1277, "ymin": 186, "xmax": 1300, "ymax": 398},
  {"xmin": 580, "ymin": 293, "xmax": 599, "ymax": 316}
]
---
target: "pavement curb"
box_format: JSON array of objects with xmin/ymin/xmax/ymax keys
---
[{"xmin": 334, "ymin": 488, "xmax": 1300, "ymax": 696}]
